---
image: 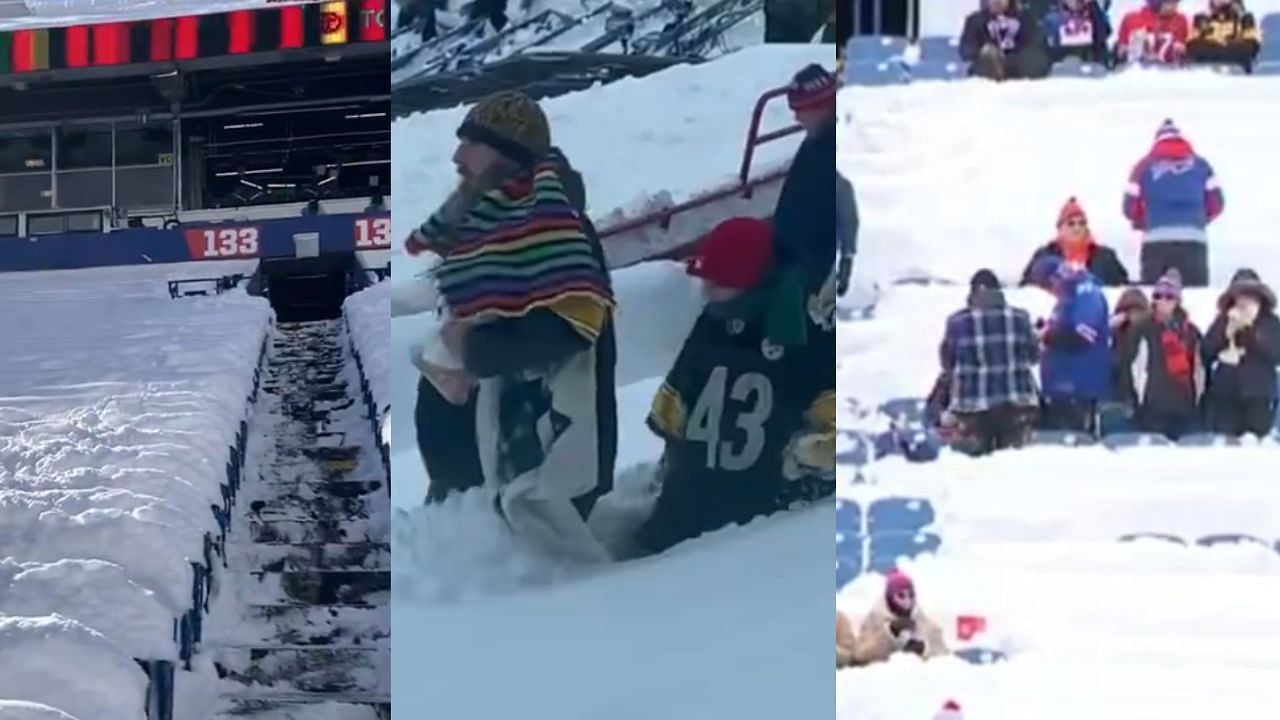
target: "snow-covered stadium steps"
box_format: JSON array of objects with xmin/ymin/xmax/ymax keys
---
[{"xmin": 205, "ymin": 320, "xmax": 389, "ymax": 717}]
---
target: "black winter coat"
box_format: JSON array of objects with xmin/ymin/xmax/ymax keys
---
[{"xmin": 773, "ymin": 116, "xmax": 836, "ymax": 292}]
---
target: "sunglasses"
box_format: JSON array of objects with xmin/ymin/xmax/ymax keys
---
[
  {"xmin": 1064, "ymin": 219, "xmax": 1087, "ymax": 228},
  {"xmin": 1153, "ymin": 293, "xmax": 1178, "ymax": 301}
]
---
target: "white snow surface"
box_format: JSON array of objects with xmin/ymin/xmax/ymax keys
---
[
  {"xmin": 840, "ymin": 71, "xmax": 1280, "ymax": 290},
  {"xmin": 1, "ymin": 0, "xmax": 317, "ymax": 31},
  {"xmin": 344, "ymin": 279, "xmax": 391, "ymax": 419},
  {"xmin": 391, "ymin": 43, "xmax": 828, "ymax": 266},
  {"xmin": 0, "ymin": 262, "xmax": 272, "ymax": 718},
  {"xmin": 837, "ymin": 73, "xmax": 1280, "ymax": 719},
  {"xmin": 391, "ymin": 258, "xmax": 830, "ymax": 717}
]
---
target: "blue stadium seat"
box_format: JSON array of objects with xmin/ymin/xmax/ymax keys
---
[
  {"xmin": 837, "ymin": 430, "xmax": 873, "ymax": 467},
  {"xmin": 909, "ymin": 59, "xmax": 967, "ymax": 81},
  {"xmin": 1177, "ymin": 433, "xmax": 1243, "ymax": 448},
  {"xmin": 867, "ymin": 531, "xmax": 943, "ymax": 573},
  {"xmin": 867, "ymin": 497, "xmax": 936, "ymax": 534},
  {"xmin": 880, "ymin": 397, "xmax": 928, "ymax": 428},
  {"xmin": 836, "ymin": 531, "xmax": 863, "ymax": 559},
  {"xmin": 836, "ymin": 498, "xmax": 863, "ymax": 535},
  {"xmin": 1049, "ymin": 59, "xmax": 1107, "ymax": 78},
  {"xmin": 916, "ymin": 36, "xmax": 959, "ymax": 62},
  {"xmin": 1103, "ymin": 432, "xmax": 1174, "ymax": 449},
  {"xmin": 837, "ymin": 555, "xmax": 862, "ymax": 589},
  {"xmin": 844, "ymin": 61, "xmax": 910, "ymax": 86},
  {"xmin": 955, "ymin": 648, "xmax": 1007, "ymax": 664},
  {"xmin": 1254, "ymin": 59, "xmax": 1280, "ymax": 75},
  {"xmin": 1118, "ymin": 532, "xmax": 1186, "ymax": 545},
  {"xmin": 1259, "ymin": 14, "xmax": 1280, "ymax": 62},
  {"xmin": 875, "ymin": 428, "xmax": 943, "ymax": 462},
  {"xmin": 846, "ymin": 36, "xmax": 910, "ymax": 64},
  {"xmin": 1098, "ymin": 404, "xmax": 1135, "ymax": 436},
  {"xmin": 1030, "ymin": 429, "xmax": 1096, "ymax": 446},
  {"xmin": 1195, "ymin": 533, "xmax": 1271, "ymax": 549}
]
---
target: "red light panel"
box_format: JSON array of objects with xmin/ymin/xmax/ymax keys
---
[
  {"xmin": 150, "ymin": 17, "xmax": 173, "ymax": 61},
  {"xmin": 279, "ymin": 5, "xmax": 303, "ymax": 49},
  {"xmin": 359, "ymin": 0, "xmax": 387, "ymax": 41},
  {"xmin": 66, "ymin": 25, "xmax": 89, "ymax": 67},
  {"xmin": 228, "ymin": 10, "xmax": 254, "ymax": 54},
  {"xmin": 175, "ymin": 15, "xmax": 198, "ymax": 59}
]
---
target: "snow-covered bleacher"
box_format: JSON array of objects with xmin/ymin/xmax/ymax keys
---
[
  {"xmin": 0, "ymin": 272, "xmax": 271, "ymax": 718},
  {"xmin": 343, "ymin": 279, "xmax": 391, "ymax": 484}
]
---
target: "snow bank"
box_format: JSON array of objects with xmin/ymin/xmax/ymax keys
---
[
  {"xmin": 391, "ymin": 44, "xmax": 830, "ymax": 264},
  {"xmin": 839, "ymin": 72, "xmax": 1280, "ymax": 289},
  {"xmin": 0, "ymin": 615, "xmax": 149, "ymax": 720},
  {"xmin": 0, "ymin": 271, "xmax": 271, "ymax": 704},
  {"xmin": 392, "ymin": 504, "xmax": 832, "ymax": 719},
  {"xmin": 345, "ymin": 279, "xmax": 392, "ymax": 420},
  {"xmin": 0, "ymin": 701, "xmax": 78, "ymax": 720}
]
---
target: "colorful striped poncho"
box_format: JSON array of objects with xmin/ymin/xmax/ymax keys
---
[{"xmin": 421, "ymin": 161, "xmax": 614, "ymax": 329}]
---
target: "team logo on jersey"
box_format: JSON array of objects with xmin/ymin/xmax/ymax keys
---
[
  {"xmin": 727, "ymin": 319, "xmax": 746, "ymax": 335},
  {"xmin": 761, "ymin": 338, "xmax": 785, "ymax": 361}
]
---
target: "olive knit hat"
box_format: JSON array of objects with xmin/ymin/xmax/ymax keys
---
[{"xmin": 457, "ymin": 91, "xmax": 551, "ymax": 167}]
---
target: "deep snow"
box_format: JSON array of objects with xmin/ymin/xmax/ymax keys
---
[
  {"xmin": 837, "ymin": 73, "xmax": 1280, "ymax": 719},
  {"xmin": 0, "ymin": 260, "xmax": 271, "ymax": 718},
  {"xmin": 391, "ymin": 47, "xmax": 832, "ymax": 717}
]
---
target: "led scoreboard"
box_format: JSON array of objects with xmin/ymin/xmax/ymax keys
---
[{"xmin": 0, "ymin": 0, "xmax": 387, "ymax": 75}]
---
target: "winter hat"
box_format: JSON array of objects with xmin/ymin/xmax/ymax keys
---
[
  {"xmin": 687, "ymin": 217, "xmax": 774, "ymax": 289},
  {"xmin": 1154, "ymin": 269, "xmax": 1183, "ymax": 300},
  {"xmin": 933, "ymin": 700, "xmax": 964, "ymax": 720},
  {"xmin": 1056, "ymin": 197, "xmax": 1088, "ymax": 228},
  {"xmin": 969, "ymin": 268, "xmax": 1000, "ymax": 292},
  {"xmin": 457, "ymin": 91, "xmax": 551, "ymax": 167},
  {"xmin": 1220, "ymin": 267, "xmax": 1277, "ymax": 313},
  {"xmin": 787, "ymin": 64, "xmax": 837, "ymax": 112},
  {"xmin": 884, "ymin": 570, "xmax": 915, "ymax": 601},
  {"xmin": 1154, "ymin": 118, "xmax": 1183, "ymax": 143}
]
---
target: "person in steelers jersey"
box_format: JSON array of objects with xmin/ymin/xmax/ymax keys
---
[{"xmin": 633, "ymin": 217, "xmax": 835, "ymax": 555}]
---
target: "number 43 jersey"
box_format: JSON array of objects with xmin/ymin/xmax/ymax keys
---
[{"xmin": 638, "ymin": 312, "xmax": 835, "ymax": 552}]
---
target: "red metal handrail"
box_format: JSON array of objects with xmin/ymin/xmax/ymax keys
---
[{"xmin": 598, "ymin": 82, "xmax": 801, "ymax": 241}]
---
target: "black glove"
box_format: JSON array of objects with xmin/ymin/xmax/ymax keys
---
[
  {"xmin": 903, "ymin": 638, "xmax": 927, "ymax": 656},
  {"xmin": 836, "ymin": 255, "xmax": 853, "ymax": 297}
]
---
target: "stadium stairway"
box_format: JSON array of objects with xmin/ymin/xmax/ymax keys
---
[{"xmin": 207, "ymin": 320, "xmax": 390, "ymax": 718}]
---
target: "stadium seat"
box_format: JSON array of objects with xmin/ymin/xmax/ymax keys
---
[
  {"xmin": 867, "ymin": 531, "xmax": 943, "ymax": 573},
  {"xmin": 1118, "ymin": 532, "xmax": 1187, "ymax": 545},
  {"xmin": 1260, "ymin": 14, "xmax": 1280, "ymax": 62},
  {"xmin": 1102, "ymin": 432, "xmax": 1174, "ymax": 449},
  {"xmin": 1254, "ymin": 59, "xmax": 1280, "ymax": 76},
  {"xmin": 916, "ymin": 36, "xmax": 959, "ymax": 63},
  {"xmin": 844, "ymin": 61, "xmax": 910, "ymax": 86},
  {"xmin": 867, "ymin": 497, "xmax": 936, "ymax": 534},
  {"xmin": 873, "ymin": 427, "xmax": 943, "ymax": 462},
  {"xmin": 1049, "ymin": 59, "xmax": 1107, "ymax": 78},
  {"xmin": 955, "ymin": 647, "xmax": 1007, "ymax": 664},
  {"xmin": 837, "ymin": 555, "xmax": 862, "ymax": 589},
  {"xmin": 1029, "ymin": 429, "xmax": 1096, "ymax": 446},
  {"xmin": 836, "ymin": 498, "xmax": 863, "ymax": 535},
  {"xmin": 1098, "ymin": 404, "xmax": 1135, "ymax": 435},
  {"xmin": 1195, "ymin": 533, "xmax": 1271, "ymax": 549},
  {"xmin": 1177, "ymin": 433, "xmax": 1243, "ymax": 447},
  {"xmin": 880, "ymin": 397, "xmax": 928, "ymax": 427},
  {"xmin": 837, "ymin": 430, "xmax": 873, "ymax": 467},
  {"xmin": 910, "ymin": 59, "xmax": 967, "ymax": 81},
  {"xmin": 836, "ymin": 531, "xmax": 863, "ymax": 559},
  {"xmin": 846, "ymin": 36, "xmax": 910, "ymax": 64}
]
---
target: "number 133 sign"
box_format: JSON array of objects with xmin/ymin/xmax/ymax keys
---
[{"xmin": 185, "ymin": 226, "xmax": 261, "ymax": 260}]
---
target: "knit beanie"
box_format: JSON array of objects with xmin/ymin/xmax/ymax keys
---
[
  {"xmin": 1154, "ymin": 118, "xmax": 1182, "ymax": 144},
  {"xmin": 787, "ymin": 64, "xmax": 837, "ymax": 112},
  {"xmin": 457, "ymin": 91, "xmax": 551, "ymax": 167},
  {"xmin": 885, "ymin": 571, "xmax": 915, "ymax": 602},
  {"xmin": 687, "ymin": 217, "xmax": 774, "ymax": 290},
  {"xmin": 969, "ymin": 268, "xmax": 1000, "ymax": 292},
  {"xmin": 1056, "ymin": 197, "xmax": 1088, "ymax": 228}
]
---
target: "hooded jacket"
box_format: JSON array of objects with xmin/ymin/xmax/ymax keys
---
[
  {"xmin": 1201, "ymin": 272, "xmax": 1280, "ymax": 401},
  {"xmin": 1123, "ymin": 127, "xmax": 1224, "ymax": 243},
  {"xmin": 850, "ymin": 597, "xmax": 948, "ymax": 666},
  {"xmin": 1039, "ymin": 267, "xmax": 1112, "ymax": 401},
  {"xmin": 960, "ymin": 0, "xmax": 1039, "ymax": 60}
]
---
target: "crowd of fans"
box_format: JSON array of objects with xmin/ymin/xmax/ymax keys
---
[
  {"xmin": 959, "ymin": 0, "xmax": 1263, "ymax": 81},
  {"xmin": 918, "ymin": 120, "xmax": 1278, "ymax": 454}
]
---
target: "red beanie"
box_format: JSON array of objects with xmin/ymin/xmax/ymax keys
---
[
  {"xmin": 686, "ymin": 217, "xmax": 774, "ymax": 290},
  {"xmin": 787, "ymin": 63, "xmax": 837, "ymax": 112},
  {"xmin": 1056, "ymin": 197, "xmax": 1087, "ymax": 227},
  {"xmin": 885, "ymin": 570, "xmax": 915, "ymax": 599}
]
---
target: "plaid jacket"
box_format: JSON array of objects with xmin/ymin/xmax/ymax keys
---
[{"xmin": 940, "ymin": 290, "xmax": 1041, "ymax": 413}]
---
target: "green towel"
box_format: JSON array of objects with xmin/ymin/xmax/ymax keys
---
[{"xmin": 765, "ymin": 263, "xmax": 810, "ymax": 348}]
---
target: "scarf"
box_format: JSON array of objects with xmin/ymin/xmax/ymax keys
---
[{"xmin": 423, "ymin": 161, "xmax": 614, "ymax": 338}]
